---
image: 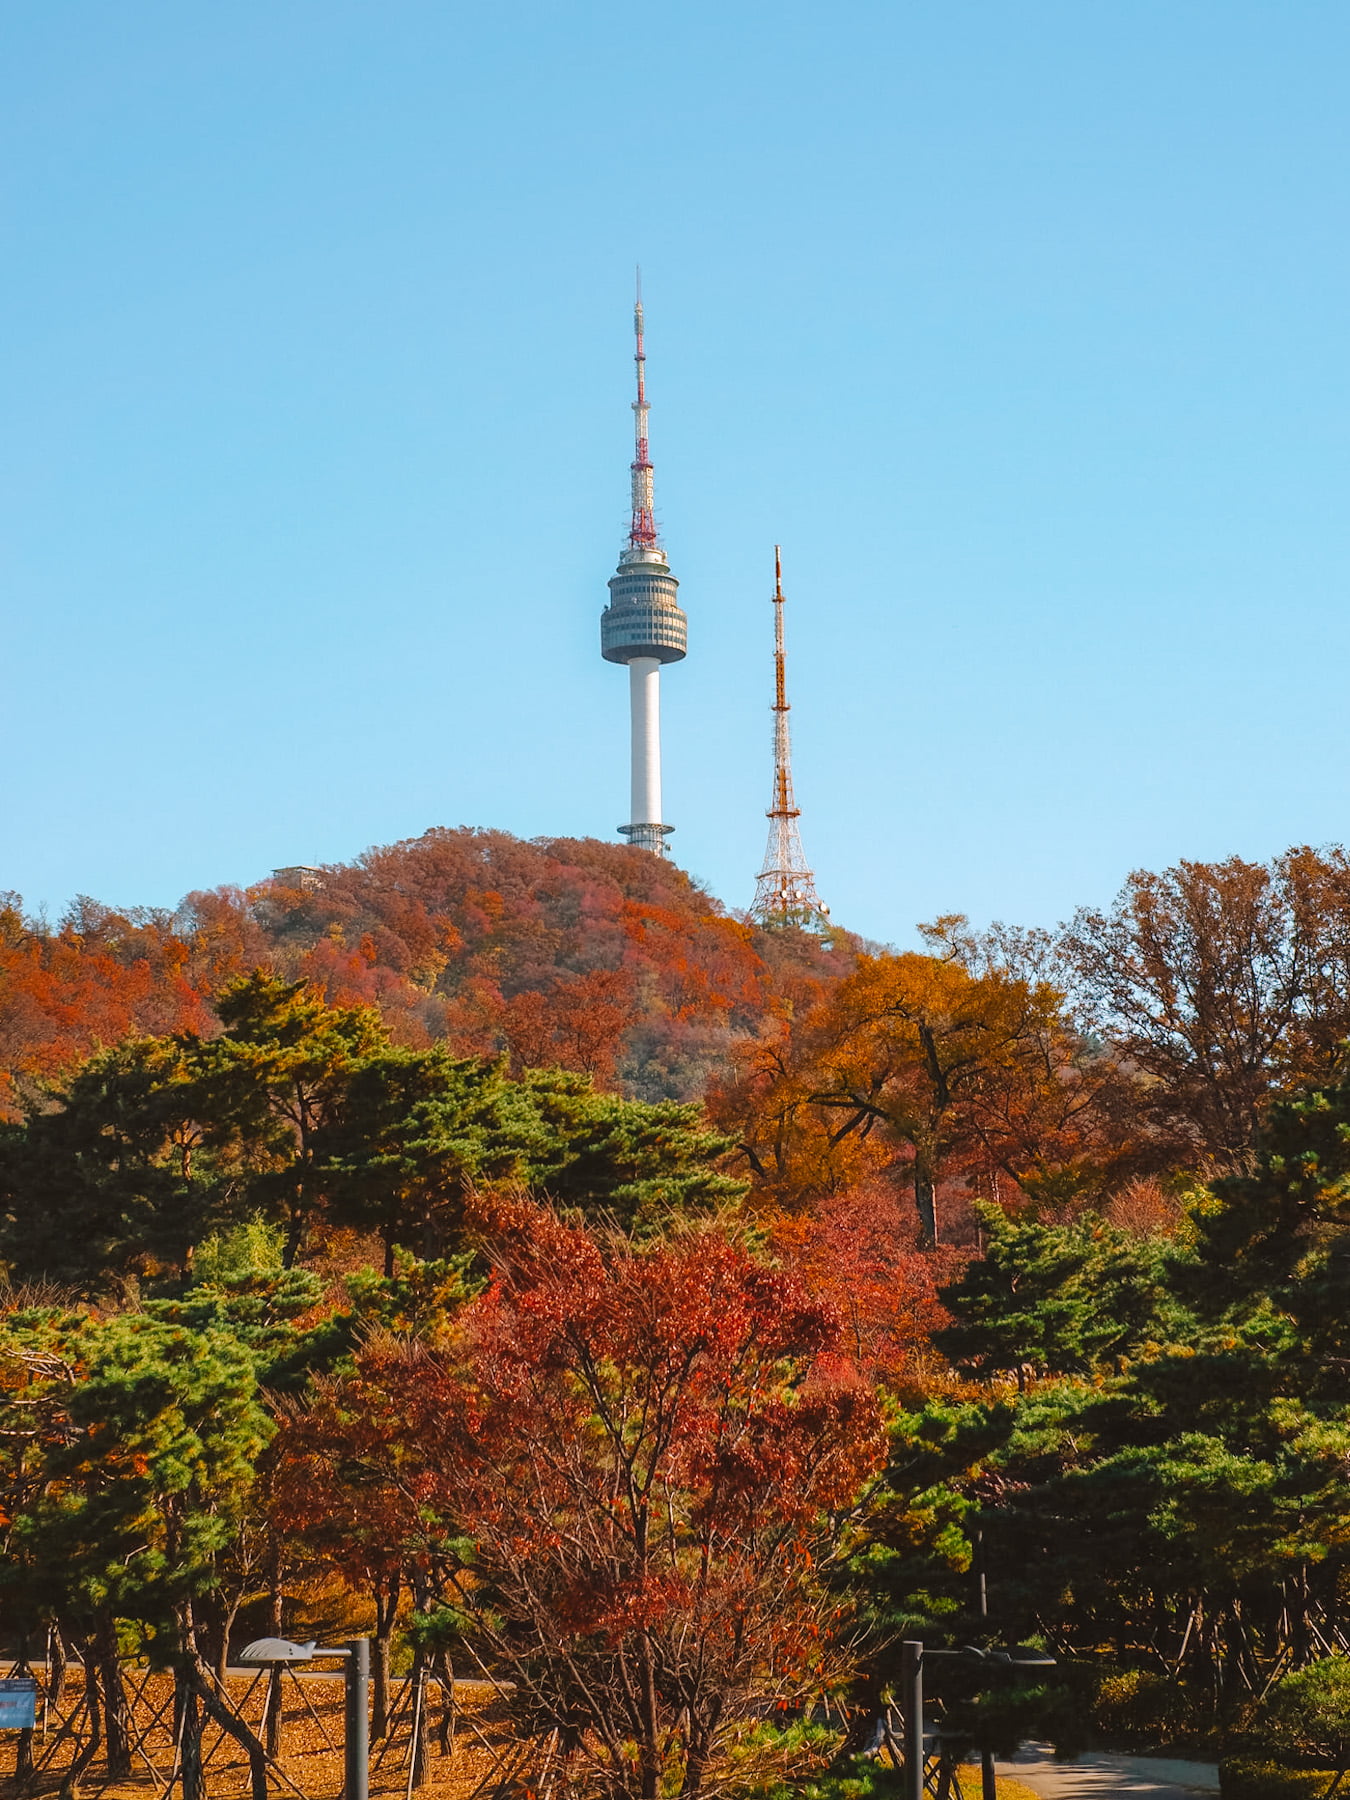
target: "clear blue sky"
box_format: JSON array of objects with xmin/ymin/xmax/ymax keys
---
[{"xmin": 6, "ymin": 3, "xmax": 1350, "ymax": 945}]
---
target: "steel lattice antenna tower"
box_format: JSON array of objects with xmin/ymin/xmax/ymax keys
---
[
  {"xmin": 752, "ymin": 547, "xmax": 830, "ymax": 928},
  {"xmin": 599, "ymin": 273, "xmax": 688, "ymax": 854}
]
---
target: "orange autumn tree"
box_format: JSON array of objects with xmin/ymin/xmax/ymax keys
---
[
  {"xmin": 270, "ymin": 1392, "xmax": 419, "ymax": 1740},
  {"xmin": 496, "ymin": 966, "xmax": 641, "ymax": 1082},
  {"xmin": 0, "ymin": 895, "xmax": 217, "ymax": 1119},
  {"xmin": 715, "ymin": 921, "xmax": 1133, "ymax": 1240},
  {"xmin": 0, "ymin": 889, "xmax": 275, "ymax": 1121}
]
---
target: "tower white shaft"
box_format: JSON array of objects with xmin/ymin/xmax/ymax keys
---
[{"xmin": 629, "ymin": 658, "xmax": 663, "ymax": 828}]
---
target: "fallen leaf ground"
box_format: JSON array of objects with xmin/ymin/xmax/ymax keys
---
[{"xmin": 0, "ymin": 1672, "xmax": 1054, "ymax": 1800}]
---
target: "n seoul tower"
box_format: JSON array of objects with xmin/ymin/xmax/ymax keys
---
[{"xmin": 600, "ymin": 278, "xmax": 687, "ymax": 854}]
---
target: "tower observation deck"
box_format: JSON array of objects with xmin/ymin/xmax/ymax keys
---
[{"xmin": 600, "ymin": 280, "xmax": 687, "ymax": 855}]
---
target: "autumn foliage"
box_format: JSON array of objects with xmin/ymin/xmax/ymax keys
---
[
  {"xmin": 0, "ymin": 892, "xmax": 224, "ymax": 1119},
  {"xmin": 710, "ymin": 926, "xmax": 1140, "ymax": 1241},
  {"xmin": 10, "ymin": 835, "xmax": 1350, "ymax": 1793},
  {"xmin": 288, "ymin": 1197, "xmax": 884, "ymax": 1800},
  {"xmin": 770, "ymin": 1185, "xmax": 951, "ymax": 1386},
  {"xmin": 0, "ymin": 831, "xmax": 837, "ymax": 1122}
]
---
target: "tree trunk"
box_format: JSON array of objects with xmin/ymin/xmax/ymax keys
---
[
  {"xmin": 681, "ymin": 1712, "xmax": 719, "ymax": 1800},
  {"xmin": 14, "ymin": 1723, "xmax": 33, "ymax": 1783},
  {"xmin": 94, "ymin": 1612, "xmax": 131, "ymax": 1781},
  {"xmin": 408, "ymin": 1650, "xmax": 428, "ymax": 1790},
  {"xmin": 639, "ymin": 1635, "xmax": 660, "ymax": 1800},
  {"xmin": 190, "ymin": 1657, "xmax": 268, "ymax": 1800},
  {"xmin": 915, "ymin": 1165, "xmax": 938, "ymax": 1246},
  {"xmin": 371, "ymin": 1581, "xmax": 399, "ymax": 1741},
  {"xmin": 1289, "ymin": 1567, "xmax": 1312, "ymax": 1668},
  {"xmin": 264, "ymin": 1537, "xmax": 285, "ymax": 1758},
  {"xmin": 283, "ymin": 1189, "xmax": 306, "ymax": 1269},
  {"xmin": 198, "ymin": 1582, "xmax": 247, "ymax": 1688},
  {"xmin": 263, "ymin": 1668, "xmax": 284, "ymax": 1761},
  {"xmin": 58, "ymin": 1674, "xmax": 102, "ymax": 1800},
  {"xmin": 434, "ymin": 1649, "xmax": 456, "ymax": 1759},
  {"xmin": 191, "ymin": 1595, "xmax": 224, "ymax": 1690},
  {"xmin": 214, "ymin": 1586, "xmax": 247, "ymax": 1688},
  {"xmin": 14, "ymin": 1637, "xmax": 34, "ymax": 1783},
  {"xmin": 176, "ymin": 1674, "xmax": 203, "ymax": 1800}
]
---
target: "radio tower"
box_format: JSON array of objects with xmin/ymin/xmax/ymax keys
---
[
  {"xmin": 752, "ymin": 547, "xmax": 830, "ymax": 928},
  {"xmin": 599, "ymin": 274, "xmax": 688, "ymax": 854}
]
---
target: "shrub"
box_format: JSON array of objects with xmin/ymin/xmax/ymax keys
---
[
  {"xmin": 1092, "ymin": 1666, "xmax": 1199, "ymax": 1747},
  {"xmin": 1265, "ymin": 1661, "xmax": 1350, "ymax": 1773},
  {"xmin": 1219, "ymin": 1758, "xmax": 1338, "ymax": 1800}
]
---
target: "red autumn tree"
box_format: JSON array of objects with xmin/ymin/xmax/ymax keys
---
[
  {"xmin": 324, "ymin": 1198, "xmax": 884, "ymax": 1800},
  {"xmin": 770, "ymin": 1184, "xmax": 952, "ymax": 1388}
]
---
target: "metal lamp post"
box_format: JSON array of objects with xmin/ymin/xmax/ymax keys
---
[
  {"xmin": 900, "ymin": 1642, "xmax": 925, "ymax": 1800},
  {"xmin": 343, "ymin": 1640, "xmax": 370, "ymax": 1800},
  {"xmin": 897, "ymin": 1641, "xmax": 1057, "ymax": 1800},
  {"xmin": 238, "ymin": 1637, "xmax": 370, "ymax": 1800}
]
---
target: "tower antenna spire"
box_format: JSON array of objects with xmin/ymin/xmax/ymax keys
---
[
  {"xmin": 752, "ymin": 547, "xmax": 830, "ymax": 928},
  {"xmin": 629, "ymin": 266, "xmax": 658, "ymax": 549}
]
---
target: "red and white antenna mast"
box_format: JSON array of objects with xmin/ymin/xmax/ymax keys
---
[
  {"xmin": 752, "ymin": 547, "xmax": 830, "ymax": 927},
  {"xmin": 629, "ymin": 268, "xmax": 659, "ymax": 550}
]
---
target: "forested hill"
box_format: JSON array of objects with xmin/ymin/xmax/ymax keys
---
[
  {"xmin": 10, "ymin": 838, "xmax": 1350, "ymax": 1786},
  {"xmin": 0, "ymin": 828, "xmax": 842, "ymax": 1119}
]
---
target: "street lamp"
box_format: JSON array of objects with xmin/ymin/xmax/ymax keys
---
[
  {"xmin": 238, "ymin": 1637, "xmax": 370, "ymax": 1800},
  {"xmin": 897, "ymin": 1641, "xmax": 1057, "ymax": 1800}
]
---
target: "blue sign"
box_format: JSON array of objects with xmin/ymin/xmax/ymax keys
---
[{"xmin": 0, "ymin": 1680, "xmax": 38, "ymax": 1729}]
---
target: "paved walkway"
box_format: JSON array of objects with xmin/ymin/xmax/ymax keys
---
[{"xmin": 996, "ymin": 1744, "xmax": 1220, "ymax": 1800}]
